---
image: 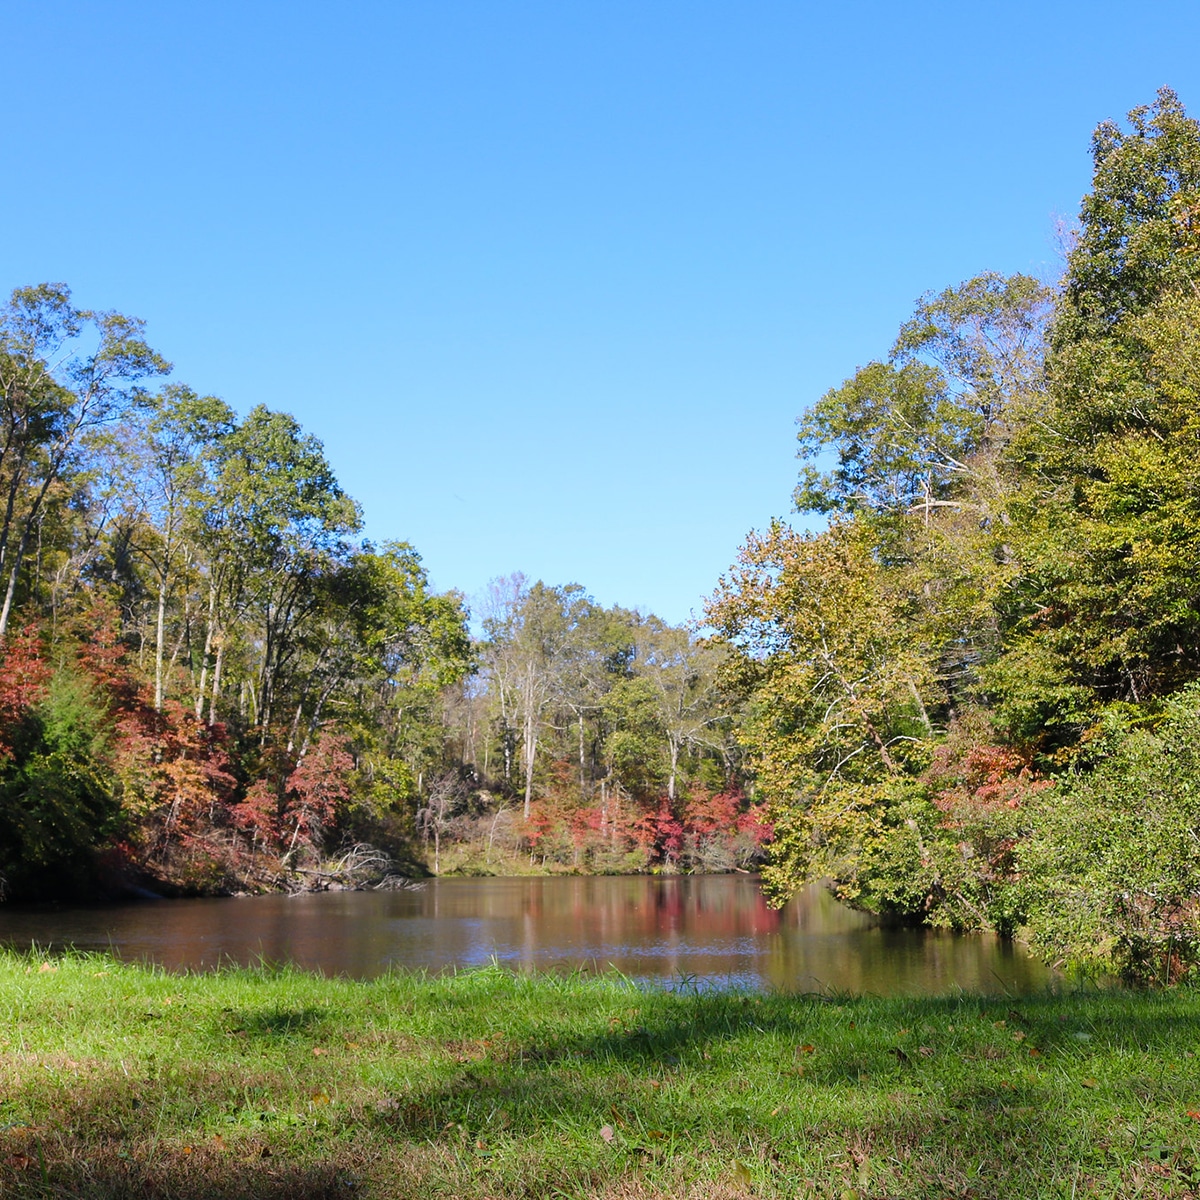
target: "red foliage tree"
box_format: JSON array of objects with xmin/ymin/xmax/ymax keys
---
[
  {"xmin": 0, "ymin": 624, "xmax": 51, "ymax": 762},
  {"xmin": 281, "ymin": 732, "xmax": 354, "ymax": 858},
  {"xmin": 74, "ymin": 602, "xmax": 238, "ymax": 865}
]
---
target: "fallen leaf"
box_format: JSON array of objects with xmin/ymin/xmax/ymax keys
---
[
  {"xmin": 8, "ymin": 1154, "xmax": 31, "ymax": 1169},
  {"xmin": 1081, "ymin": 1078, "xmax": 1098, "ymax": 1089},
  {"xmin": 733, "ymin": 1161, "xmax": 753, "ymax": 1186},
  {"xmin": 182, "ymin": 1146, "xmax": 193, "ymax": 1155},
  {"xmin": 599, "ymin": 1124, "xmax": 615, "ymax": 1144},
  {"xmin": 918, "ymin": 1046, "xmax": 935, "ymax": 1057},
  {"xmin": 38, "ymin": 963, "xmax": 56, "ymax": 974},
  {"xmin": 311, "ymin": 1046, "xmax": 327, "ymax": 1057},
  {"xmin": 647, "ymin": 1129, "xmax": 666, "ymax": 1140},
  {"xmin": 1012, "ymin": 1031, "xmax": 1027, "ymax": 1042},
  {"xmin": 310, "ymin": 1091, "xmax": 330, "ymax": 1105},
  {"xmin": 1028, "ymin": 1048, "xmax": 1042, "ymax": 1058},
  {"xmin": 1187, "ymin": 1111, "xmax": 1200, "ymax": 1121},
  {"xmin": 798, "ymin": 1044, "xmax": 816, "ymax": 1055}
]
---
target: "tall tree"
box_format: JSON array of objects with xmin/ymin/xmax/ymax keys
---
[
  {"xmin": 0, "ymin": 284, "xmax": 168, "ymax": 635},
  {"xmin": 201, "ymin": 405, "xmax": 361, "ymax": 738},
  {"xmin": 632, "ymin": 617, "xmax": 728, "ymax": 802},
  {"xmin": 482, "ymin": 580, "xmax": 592, "ymax": 817},
  {"xmin": 122, "ymin": 386, "xmax": 234, "ymax": 710},
  {"xmin": 994, "ymin": 89, "xmax": 1200, "ymax": 740}
]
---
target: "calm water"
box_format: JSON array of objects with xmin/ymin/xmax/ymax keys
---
[{"xmin": 0, "ymin": 875, "xmax": 1057, "ymax": 995}]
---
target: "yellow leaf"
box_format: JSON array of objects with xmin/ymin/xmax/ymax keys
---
[
  {"xmin": 1081, "ymin": 1078, "xmax": 1098, "ymax": 1089},
  {"xmin": 310, "ymin": 1091, "xmax": 330, "ymax": 1105}
]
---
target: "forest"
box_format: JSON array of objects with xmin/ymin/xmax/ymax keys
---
[{"xmin": 2, "ymin": 89, "xmax": 1200, "ymax": 983}]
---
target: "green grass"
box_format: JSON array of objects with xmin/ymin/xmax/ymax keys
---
[{"xmin": 2, "ymin": 953, "xmax": 1200, "ymax": 1198}]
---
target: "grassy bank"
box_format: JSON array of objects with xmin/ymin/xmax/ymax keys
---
[{"xmin": 1, "ymin": 956, "xmax": 1199, "ymax": 1199}]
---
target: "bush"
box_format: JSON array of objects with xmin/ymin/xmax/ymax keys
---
[{"xmin": 1020, "ymin": 684, "xmax": 1200, "ymax": 983}]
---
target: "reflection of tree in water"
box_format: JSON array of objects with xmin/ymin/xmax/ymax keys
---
[{"xmin": 0, "ymin": 876, "xmax": 1056, "ymax": 993}]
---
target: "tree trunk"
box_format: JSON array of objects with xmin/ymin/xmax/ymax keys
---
[
  {"xmin": 195, "ymin": 577, "xmax": 218, "ymax": 719},
  {"xmin": 208, "ymin": 635, "xmax": 224, "ymax": 725},
  {"xmin": 523, "ymin": 719, "xmax": 537, "ymax": 820},
  {"xmin": 154, "ymin": 568, "xmax": 168, "ymax": 711},
  {"xmin": 578, "ymin": 710, "xmax": 586, "ymax": 793}
]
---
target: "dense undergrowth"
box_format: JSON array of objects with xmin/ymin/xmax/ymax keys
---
[{"xmin": 2, "ymin": 952, "xmax": 1200, "ymax": 1198}]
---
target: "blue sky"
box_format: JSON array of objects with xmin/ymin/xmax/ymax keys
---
[{"xmin": 4, "ymin": 2, "xmax": 1199, "ymax": 624}]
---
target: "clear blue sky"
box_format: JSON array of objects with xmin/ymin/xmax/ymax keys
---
[{"xmin": 4, "ymin": 2, "xmax": 1198, "ymax": 624}]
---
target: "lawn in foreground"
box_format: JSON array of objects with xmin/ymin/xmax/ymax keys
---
[{"xmin": 1, "ymin": 952, "xmax": 1199, "ymax": 1198}]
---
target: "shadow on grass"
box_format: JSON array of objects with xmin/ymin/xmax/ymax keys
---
[
  {"xmin": 0, "ymin": 1152, "xmax": 357, "ymax": 1200},
  {"xmin": 230, "ymin": 1007, "xmax": 331, "ymax": 1038},
  {"xmin": 10, "ymin": 971, "xmax": 1200, "ymax": 1197},
  {"xmin": 364, "ymin": 986, "xmax": 1200, "ymax": 1195}
]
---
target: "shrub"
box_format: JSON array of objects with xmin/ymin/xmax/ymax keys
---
[{"xmin": 1021, "ymin": 684, "xmax": 1200, "ymax": 983}]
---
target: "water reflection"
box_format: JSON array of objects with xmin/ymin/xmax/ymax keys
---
[{"xmin": 0, "ymin": 876, "xmax": 1057, "ymax": 995}]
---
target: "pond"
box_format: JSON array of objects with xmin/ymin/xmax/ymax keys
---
[{"xmin": 0, "ymin": 875, "xmax": 1057, "ymax": 994}]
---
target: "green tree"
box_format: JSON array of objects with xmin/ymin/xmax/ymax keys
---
[
  {"xmin": 201, "ymin": 405, "xmax": 361, "ymax": 738},
  {"xmin": 121, "ymin": 385, "xmax": 235, "ymax": 710},
  {"xmin": 708, "ymin": 519, "xmax": 938, "ymax": 907},
  {"xmin": 994, "ymin": 90, "xmax": 1200, "ymax": 743},
  {"xmin": 0, "ymin": 283, "xmax": 169, "ymax": 635},
  {"xmin": 631, "ymin": 617, "xmax": 728, "ymax": 802}
]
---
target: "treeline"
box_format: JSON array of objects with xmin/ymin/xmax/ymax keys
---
[
  {"xmin": 708, "ymin": 89, "xmax": 1200, "ymax": 982},
  {"xmin": 0, "ymin": 292, "xmax": 762, "ymax": 899}
]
